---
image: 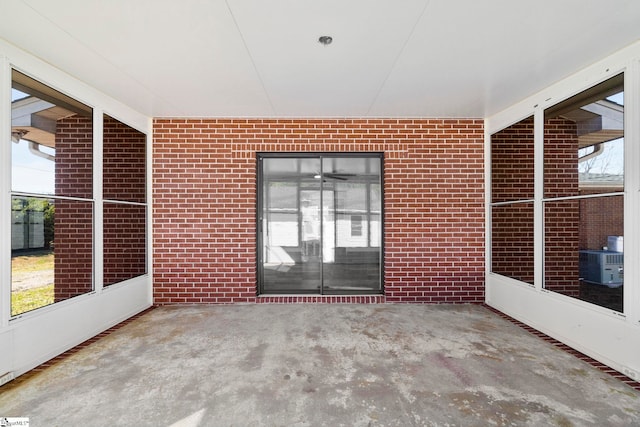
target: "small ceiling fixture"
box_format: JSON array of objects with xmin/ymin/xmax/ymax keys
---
[{"xmin": 318, "ymin": 36, "xmax": 333, "ymax": 46}]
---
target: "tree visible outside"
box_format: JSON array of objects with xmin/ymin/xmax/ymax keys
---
[{"xmin": 578, "ymin": 138, "xmax": 623, "ymax": 177}]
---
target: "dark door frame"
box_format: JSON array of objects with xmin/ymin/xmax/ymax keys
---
[{"xmin": 256, "ymin": 152, "xmax": 384, "ymax": 295}]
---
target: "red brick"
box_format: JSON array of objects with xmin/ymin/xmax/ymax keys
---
[{"xmin": 153, "ymin": 118, "xmax": 485, "ymax": 304}]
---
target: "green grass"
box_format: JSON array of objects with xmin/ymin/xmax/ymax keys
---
[
  {"xmin": 11, "ymin": 284, "xmax": 54, "ymax": 316},
  {"xmin": 12, "ymin": 250, "xmax": 54, "ymax": 272},
  {"xmin": 11, "ymin": 250, "xmax": 55, "ymax": 316}
]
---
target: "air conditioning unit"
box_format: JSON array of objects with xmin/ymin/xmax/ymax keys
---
[{"xmin": 579, "ymin": 250, "xmax": 623, "ymax": 287}]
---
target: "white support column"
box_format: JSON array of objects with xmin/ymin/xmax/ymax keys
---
[
  {"xmin": 483, "ymin": 119, "xmax": 492, "ymax": 303},
  {"xmin": 533, "ymin": 107, "xmax": 545, "ymax": 291},
  {"xmin": 145, "ymin": 118, "xmax": 154, "ymax": 306},
  {"xmin": 0, "ymin": 57, "xmax": 14, "ymax": 382},
  {"xmin": 0, "ymin": 57, "xmax": 11, "ymax": 328},
  {"xmin": 93, "ymin": 110, "xmax": 104, "ymax": 294}
]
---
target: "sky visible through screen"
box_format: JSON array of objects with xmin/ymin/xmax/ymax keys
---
[
  {"xmin": 578, "ymin": 92, "xmax": 624, "ymax": 177},
  {"xmin": 12, "ymin": 88, "xmax": 55, "ymax": 195},
  {"xmin": 12, "ymin": 139, "xmax": 55, "ymax": 195}
]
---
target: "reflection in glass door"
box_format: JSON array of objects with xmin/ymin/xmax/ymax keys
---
[{"xmin": 258, "ymin": 154, "xmax": 382, "ymax": 294}]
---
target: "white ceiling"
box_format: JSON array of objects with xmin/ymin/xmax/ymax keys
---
[{"xmin": 2, "ymin": 0, "xmax": 640, "ymax": 118}]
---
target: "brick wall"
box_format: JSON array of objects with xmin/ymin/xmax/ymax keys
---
[
  {"xmin": 103, "ymin": 115, "xmax": 147, "ymax": 286},
  {"xmin": 152, "ymin": 118, "xmax": 485, "ymax": 304},
  {"xmin": 491, "ymin": 204, "xmax": 535, "ymax": 283},
  {"xmin": 54, "ymin": 116, "xmax": 93, "ymax": 199},
  {"xmin": 544, "ymin": 119, "xmax": 580, "ymax": 199},
  {"xmin": 103, "ymin": 203, "xmax": 147, "ymax": 285},
  {"xmin": 579, "ymin": 190, "xmax": 623, "ymax": 250},
  {"xmin": 491, "ymin": 117, "xmax": 534, "ymax": 203},
  {"xmin": 54, "ymin": 115, "xmax": 94, "ymax": 301},
  {"xmin": 53, "ymin": 201, "xmax": 93, "ymax": 301},
  {"xmin": 490, "ymin": 117, "xmax": 535, "ymax": 283},
  {"xmin": 543, "ymin": 118, "xmax": 580, "ymax": 296},
  {"xmin": 103, "ymin": 115, "xmax": 146, "ymax": 203},
  {"xmin": 544, "ymin": 200, "xmax": 580, "ymax": 296}
]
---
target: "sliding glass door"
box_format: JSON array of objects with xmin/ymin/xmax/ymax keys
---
[{"xmin": 258, "ymin": 154, "xmax": 382, "ymax": 294}]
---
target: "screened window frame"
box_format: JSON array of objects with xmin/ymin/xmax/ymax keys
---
[{"xmin": 7, "ymin": 67, "xmax": 150, "ymax": 320}]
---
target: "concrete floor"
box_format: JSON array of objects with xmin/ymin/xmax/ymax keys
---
[{"xmin": 1, "ymin": 304, "xmax": 639, "ymax": 426}]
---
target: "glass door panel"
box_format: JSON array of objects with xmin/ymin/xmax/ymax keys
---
[
  {"xmin": 322, "ymin": 157, "xmax": 381, "ymax": 292},
  {"xmin": 261, "ymin": 157, "xmax": 321, "ymax": 292},
  {"xmin": 259, "ymin": 155, "xmax": 382, "ymax": 294}
]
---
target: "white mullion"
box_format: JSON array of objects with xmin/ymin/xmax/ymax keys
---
[
  {"xmin": 146, "ymin": 119, "xmax": 153, "ymax": 305},
  {"xmin": 533, "ymin": 107, "xmax": 545, "ymax": 291},
  {"xmin": 484, "ymin": 119, "xmax": 492, "ymax": 302},
  {"xmin": 0, "ymin": 56, "xmax": 11, "ymax": 326},
  {"xmin": 93, "ymin": 110, "xmax": 104, "ymax": 293}
]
